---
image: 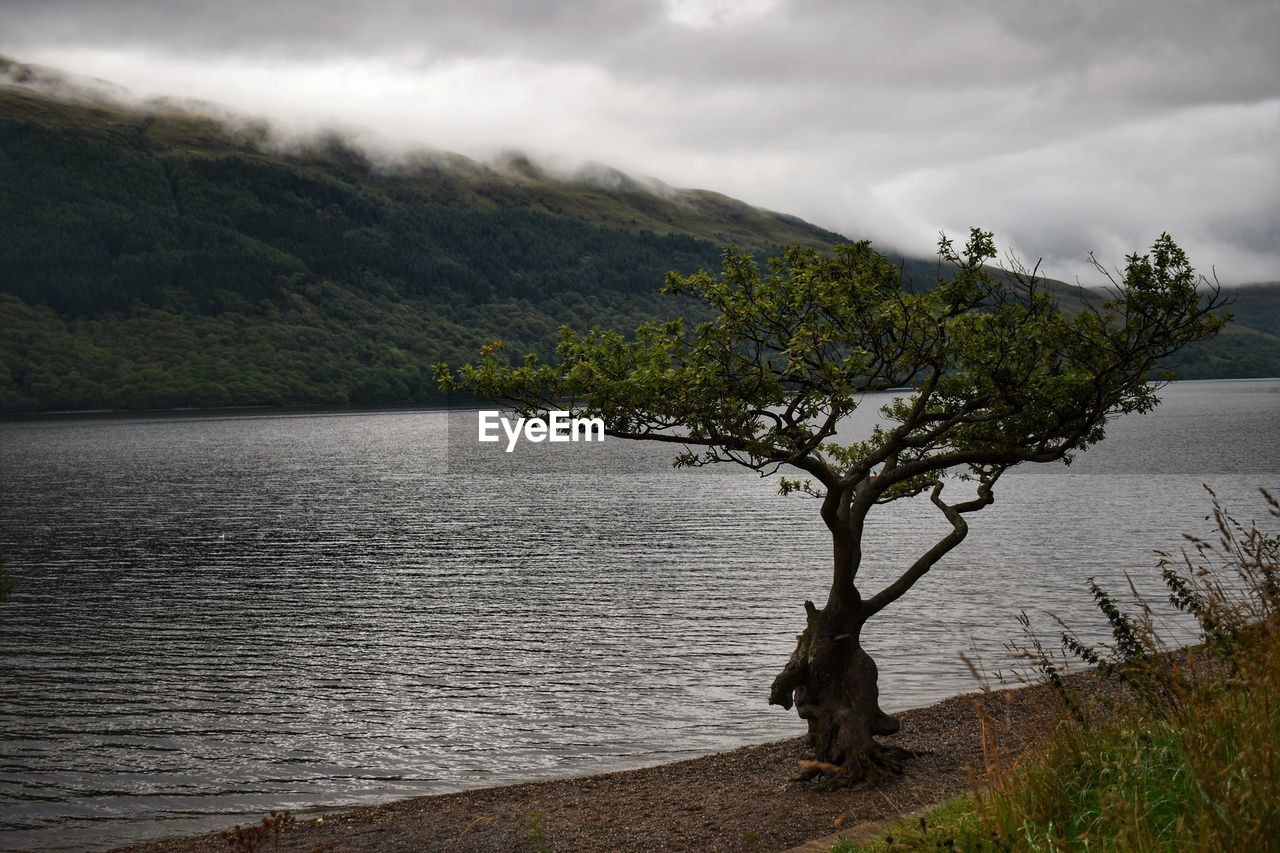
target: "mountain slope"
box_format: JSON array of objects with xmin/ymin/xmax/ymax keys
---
[
  {"xmin": 0, "ymin": 72, "xmax": 853, "ymax": 412},
  {"xmin": 0, "ymin": 64, "xmax": 1276, "ymax": 413},
  {"xmin": 1162, "ymin": 283, "xmax": 1280, "ymax": 379}
]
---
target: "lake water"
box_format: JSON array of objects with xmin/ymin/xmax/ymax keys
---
[{"xmin": 1, "ymin": 379, "xmax": 1277, "ymax": 850}]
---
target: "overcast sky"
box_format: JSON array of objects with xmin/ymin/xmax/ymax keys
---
[{"xmin": 3, "ymin": 0, "xmax": 1278, "ymax": 283}]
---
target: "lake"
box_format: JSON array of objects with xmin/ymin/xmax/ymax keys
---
[{"xmin": 1, "ymin": 379, "xmax": 1277, "ymax": 850}]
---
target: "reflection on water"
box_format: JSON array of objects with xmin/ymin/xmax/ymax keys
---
[{"xmin": 0, "ymin": 379, "xmax": 1276, "ymax": 850}]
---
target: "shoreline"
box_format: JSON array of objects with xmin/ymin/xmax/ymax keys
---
[
  {"xmin": 115, "ymin": 672, "xmax": 1124, "ymax": 853},
  {"xmin": 5, "ymin": 375, "xmax": 1276, "ymax": 422}
]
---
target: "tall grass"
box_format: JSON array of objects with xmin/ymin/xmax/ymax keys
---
[
  {"xmin": 835, "ymin": 487, "xmax": 1279, "ymax": 851},
  {"xmin": 979, "ymin": 629, "xmax": 1278, "ymax": 849}
]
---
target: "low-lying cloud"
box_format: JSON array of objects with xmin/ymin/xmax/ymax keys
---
[{"xmin": 3, "ymin": 0, "xmax": 1277, "ymax": 283}]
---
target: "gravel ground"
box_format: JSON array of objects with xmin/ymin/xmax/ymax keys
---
[{"xmin": 114, "ymin": 674, "xmax": 1121, "ymax": 853}]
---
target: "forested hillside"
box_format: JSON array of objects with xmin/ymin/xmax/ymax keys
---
[
  {"xmin": 0, "ymin": 66, "xmax": 1276, "ymax": 413},
  {"xmin": 0, "ymin": 76, "xmax": 851, "ymax": 412},
  {"xmin": 1162, "ymin": 283, "xmax": 1280, "ymax": 379}
]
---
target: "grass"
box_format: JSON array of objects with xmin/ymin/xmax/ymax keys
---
[
  {"xmin": 834, "ymin": 487, "xmax": 1280, "ymax": 852},
  {"xmin": 976, "ymin": 645, "xmax": 1279, "ymax": 850},
  {"xmin": 829, "ymin": 798, "xmax": 984, "ymax": 851}
]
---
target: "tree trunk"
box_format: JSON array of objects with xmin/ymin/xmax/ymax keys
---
[{"xmin": 768, "ymin": 600, "xmax": 912, "ymax": 783}]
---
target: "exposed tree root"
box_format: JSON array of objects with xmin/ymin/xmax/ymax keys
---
[{"xmin": 771, "ymin": 600, "xmax": 921, "ymax": 787}]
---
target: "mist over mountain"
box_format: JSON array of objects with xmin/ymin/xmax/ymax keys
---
[
  {"xmin": 0, "ymin": 62, "xmax": 1276, "ymax": 413},
  {"xmin": 0, "ymin": 63, "xmax": 847, "ymax": 412}
]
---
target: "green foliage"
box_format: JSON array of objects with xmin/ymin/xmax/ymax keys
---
[
  {"xmin": 0, "ymin": 82, "xmax": 1273, "ymax": 413},
  {"xmin": 973, "ymin": 620, "xmax": 1280, "ymax": 849},
  {"xmin": 1018, "ymin": 490, "xmax": 1280, "ymax": 847},
  {"xmin": 446, "ymin": 230, "xmax": 1225, "ymax": 622},
  {"xmin": 1047, "ymin": 488, "xmax": 1280, "ymax": 709},
  {"xmin": 522, "ymin": 810, "xmax": 553, "ymax": 853},
  {"xmin": 0, "ymin": 285, "xmax": 706, "ymax": 411},
  {"xmin": 828, "ymin": 799, "xmax": 982, "ymax": 852},
  {"xmin": 1, "ymin": 84, "xmax": 840, "ymax": 412},
  {"xmin": 448, "ymin": 231, "xmax": 1223, "ymax": 478},
  {"xmin": 838, "ymin": 663, "xmax": 1280, "ymax": 852},
  {"xmin": 1162, "ymin": 283, "xmax": 1280, "ymax": 379},
  {"xmin": 836, "ymin": 491, "xmax": 1280, "ymax": 852}
]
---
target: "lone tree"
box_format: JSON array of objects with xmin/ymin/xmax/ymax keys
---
[{"xmin": 437, "ymin": 229, "xmax": 1225, "ymax": 782}]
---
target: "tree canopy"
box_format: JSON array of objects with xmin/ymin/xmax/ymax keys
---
[
  {"xmin": 439, "ymin": 229, "xmax": 1227, "ymax": 782},
  {"xmin": 441, "ymin": 229, "xmax": 1224, "ymax": 509}
]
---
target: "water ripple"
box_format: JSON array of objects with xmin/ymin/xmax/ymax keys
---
[{"xmin": 0, "ymin": 380, "xmax": 1277, "ymax": 850}]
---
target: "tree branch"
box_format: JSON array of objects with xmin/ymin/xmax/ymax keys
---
[{"xmin": 862, "ymin": 478, "xmax": 997, "ymax": 619}]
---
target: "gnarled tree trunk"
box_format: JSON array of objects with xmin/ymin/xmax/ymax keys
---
[
  {"xmin": 769, "ymin": 480, "xmax": 983, "ymax": 783},
  {"xmin": 768, "ymin": 599, "xmax": 912, "ymax": 784}
]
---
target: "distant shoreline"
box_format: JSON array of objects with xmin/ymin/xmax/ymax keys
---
[
  {"xmin": 0, "ymin": 401, "xmax": 457, "ymax": 421},
  {"xmin": 4, "ymin": 376, "xmax": 1276, "ymax": 423}
]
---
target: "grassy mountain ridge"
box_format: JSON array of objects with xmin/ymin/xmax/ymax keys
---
[{"xmin": 0, "ymin": 65, "xmax": 1276, "ymax": 413}]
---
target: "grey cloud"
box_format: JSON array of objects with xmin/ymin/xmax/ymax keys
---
[
  {"xmin": 1, "ymin": 0, "xmax": 1277, "ymax": 281},
  {"xmin": 9, "ymin": 0, "xmax": 1277, "ymax": 96},
  {"xmin": 0, "ymin": 0, "xmax": 660, "ymax": 62}
]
